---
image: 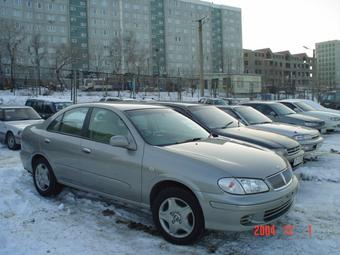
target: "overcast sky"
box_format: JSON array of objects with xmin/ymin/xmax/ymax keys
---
[{"xmin": 209, "ymin": 0, "xmax": 340, "ymax": 56}]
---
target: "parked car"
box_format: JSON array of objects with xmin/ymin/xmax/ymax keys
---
[
  {"xmin": 301, "ymin": 99, "xmax": 340, "ymax": 115},
  {"xmin": 25, "ymin": 99, "xmax": 72, "ymax": 119},
  {"xmin": 157, "ymin": 102, "xmax": 304, "ymax": 168},
  {"xmin": 218, "ymin": 105, "xmax": 324, "ymax": 158},
  {"xmin": 320, "ymin": 91, "xmax": 340, "ymax": 110},
  {"xmin": 243, "ymin": 101, "xmax": 326, "ymax": 132},
  {"xmin": 99, "ymin": 97, "xmax": 122, "ymax": 102},
  {"xmin": 279, "ymin": 99, "xmax": 340, "ymax": 131},
  {"xmin": 221, "ymin": 97, "xmax": 249, "ymax": 105},
  {"xmin": 21, "ymin": 103, "xmax": 298, "ymax": 245},
  {"xmin": 198, "ymin": 97, "xmax": 227, "ymax": 105},
  {"xmin": 0, "ymin": 106, "xmax": 43, "ymax": 150}
]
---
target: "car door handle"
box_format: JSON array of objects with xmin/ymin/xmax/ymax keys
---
[
  {"xmin": 44, "ymin": 138, "xmax": 51, "ymax": 144},
  {"xmin": 81, "ymin": 147, "xmax": 92, "ymax": 154}
]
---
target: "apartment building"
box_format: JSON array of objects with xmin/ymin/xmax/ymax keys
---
[
  {"xmin": 316, "ymin": 40, "xmax": 340, "ymax": 90},
  {"xmin": 244, "ymin": 48, "xmax": 312, "ymax": 94},
  {"xmin": 0, "ymin": 0, "xmax": 243, "ymax": 79}
]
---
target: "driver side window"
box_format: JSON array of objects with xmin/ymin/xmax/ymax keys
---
[{"xmin": 87, "ymin": 108, "xmax": 130, "ymax": 144}]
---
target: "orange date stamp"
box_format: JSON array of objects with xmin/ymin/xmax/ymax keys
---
[{"xmin": 253, "ymin": 224, "xmax": 313, "ymax": 237}]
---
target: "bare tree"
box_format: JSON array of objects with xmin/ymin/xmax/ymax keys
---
[
  {"xmin": 0, "ymin": 19, "xmax": 25, "ymax": 93},
  {"xmin": 29, "ymin": 33, "xmax": 46, "ymax": 95},
  {"xmin": 108, "ymin": 37, "xmax": 122, "ymax": 74},
  {"xmin": 53, "ymin": 44, "xmax": 81, "ymax": 91}
]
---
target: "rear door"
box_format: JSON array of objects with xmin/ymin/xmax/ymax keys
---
[
  {"xmin": 41, "ymin": 107, "xmax": 90, "ymax": 185},
  {"xmin": 79, "ymin": 107, "xmax": 143, "ymax": 202}
]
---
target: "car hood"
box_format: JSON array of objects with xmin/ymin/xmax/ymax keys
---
[
  {"xmin": 301, "ymin": 111, "xmax": 340, "ymax": 120},
  {"xmin": 248, "ymin": 122, "xmax": 319, "ymax": 137},
  {"xmin": 283, "ymin": 113, "xmax": 322, "ymax": 122},
  {"xmin": 164, "ymin": 138, "xmax": 287, "ymax": 179},
  {"xmin": 6, "ymin": 119, "xmax": 44, "ymax": 130},
  {"xmin": 214, "ymin": 126, "xmax": 299, "ymax": 149}
]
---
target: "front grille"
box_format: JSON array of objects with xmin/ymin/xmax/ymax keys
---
[
  {"xmin": 266, "ymin": 169, "xmax": 292, "ymax": 190},
  {"xmin": 240, "ymin": 215, "xmax": 253, "ymax": 226},
  {"xmin": 287, "ymin": 145, "xmax": 301, "ymax": 156},
  {"xmin": 264, "ymin": 199, "xmax": 293, "ymax": 222}
]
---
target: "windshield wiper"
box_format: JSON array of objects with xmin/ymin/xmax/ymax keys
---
[
  {"xmin": 217, "ymin": 121, "xmax": 234, "ymax": 129},
  {"xmin": 177, "ymin": 137, "xmax": 203, "ymax": 144}
]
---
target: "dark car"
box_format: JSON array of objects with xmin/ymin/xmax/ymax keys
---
[
  {"xmin": 320, "ymin": 91, "xmax": 340, "ymax": 110},
  {"xmin": 157, "ymin": 102, "xmax": 304, "ymax": 168},
  {"xmin": 218, "ymin": 105, "xmax": 324, "ymax": 158},
  {"xmin": 243, "ymin": 101, "xmax": 325, "ymax": 132},
  {"xmin": 25, "ymin": 99, "xmax": 72, "ymax": 119}
]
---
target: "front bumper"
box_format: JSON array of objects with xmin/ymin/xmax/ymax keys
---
[
  {"xmin": 286, "ymin": 150, "xmax": 305, "ymax": 169},
  {"xmin": 324, "ymin": 120, "xmax": 340, "ymax": 131},
  {"xmin": 300, "ymin": 136, "xmax": 324, "ymax": 158},
  {"xmin": 197, "ymin": 176, "xmax": 299, "ymax": 232}
]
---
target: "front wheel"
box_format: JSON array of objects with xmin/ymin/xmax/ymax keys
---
[
  {"xmin": 152, "ymin": 187, "xmax": 204, "ymax": 245},
  {"xmin": 33, "ymin": 158, "xmax": 62, "ymax": 197}
]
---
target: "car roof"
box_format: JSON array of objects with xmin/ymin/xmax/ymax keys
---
[
  {"xmin": 74, "ymin": 102, "xmax": 167, "ymax": 111},
  {"xmin": 26, "ymin": 98, "xmax": 72, "ymax": 103},
  {"xmin": 0, "ymin": 105, "xmax": 33, "ymax": 109},
  {"xmin": 243, "ymin": 101, "xmax": 277, "ymax": 105},
  {"xmin": 156, "ymin": 102, "xmax": 201, "ymax": 108}
]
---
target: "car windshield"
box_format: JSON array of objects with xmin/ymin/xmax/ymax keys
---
[
  {"xmin": 126, "ymin": 108, "xmax": 209, "ymax": 146},
  {"xmin": 4, "ymin": 108, "xmax": 41, "ymax": 121},
  {"xmin": 271, "ymin": 103, "xmax": 296, "ymax": 115},
  {"xmin": 294, "ymin": 102, "xmax": 316, "ymax": 112},
  {"xmin": 235, "ymin": 106, "xmax": 272, "ymax": 125},
  {"xmin": 54, "ymin": 102, "xmax": 72, "ymax": 111},
  {"xmin": 189, "ymin": 106, "xmax": 239, "ymax": 129}
]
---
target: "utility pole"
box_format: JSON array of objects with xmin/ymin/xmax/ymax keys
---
[{"xmin": 197, "ymin": 17, "xmax": 206, "ymax": 97}]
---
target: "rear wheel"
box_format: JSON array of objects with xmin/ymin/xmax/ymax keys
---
[
  {"xmin": 152, "ymin": 187, "xmax": 204, "ymax": 245},
  {"xmin": 6, "ymin": 132, "xmax": 20, "ymax": 150},
  {"xmin": 33, "ymin": 158, "xmax": 62, "ymax": 197}
]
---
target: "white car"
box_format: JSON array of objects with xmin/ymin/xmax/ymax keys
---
[
  {"xmin": 280, "ymin": 100, "xmax": 340, "ymax": 132},
  {"xmin": 299, "ymin": 99, "xmax": 340, "ymax": 115},
  {"xmin": 0, "ymin": 106, "xmax": 44, "ymax": 150}
]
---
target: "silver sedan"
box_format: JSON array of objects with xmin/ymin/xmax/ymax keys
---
[
  {"xmin": 0, "ymin": 106, "xmax": 43, "ymax": 150},
  {"xmin": 20, "ymin": 103, "xmax": 298, "ymax": 244}
]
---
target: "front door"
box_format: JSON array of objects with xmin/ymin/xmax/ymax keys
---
[{"xmin": 79, "ymin": 107, "xmax": 143, "ymax": 202}]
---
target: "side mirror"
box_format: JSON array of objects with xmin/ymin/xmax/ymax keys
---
[
  {"xmin": 269, "ymin": 111, "xmax": 277, "ymax": 117},
  {"xmin": 293, "ymin": 108, "xmax": 300, "ymax": 112},
  {"xmin": 109, "ymin": 135, "xmax": 136, "ymax": 150}
]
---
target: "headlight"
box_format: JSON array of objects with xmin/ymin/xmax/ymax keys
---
[
  {"xmin": 218, "ymin": 178, "xmax": 269, "ymax": 195},
  {"xmin": 274, "ymin": 148, "xmax": 288, "ymax": 157},
  {"xmin": 304, "ymin": 122, "xmax": 319, "ymax": 127},
  {"xmin": 293, "ymin": 134, "xmax": 312, "ymax": 141},
  {"xmin": 330, "ymin": 117, "xmax": 340, "ymax": 121}
]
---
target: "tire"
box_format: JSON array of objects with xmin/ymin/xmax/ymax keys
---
[
  {"xmin": 6, "ymin": 132, "xmax": 20, "ymax": 150},
  {"xmin": 33, "ymin": 157, "xmax": 62, "ymax": 197},
  {"xmin": 152, "ymin": 187, "xmax": 204, "ymax": 245}
]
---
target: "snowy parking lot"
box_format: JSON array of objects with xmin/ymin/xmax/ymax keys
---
[{"xmin": 0, "ymin": 132, "xmax": 340, "ymax": 255}]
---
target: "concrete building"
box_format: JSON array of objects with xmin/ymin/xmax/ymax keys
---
[
  {"xmin": 316, "ymin": 40, "xmax": 340, "ymax": 90},
  {"xmin": 244, "ymin": 48, "xmax": 312, "ymax": 95},
  {"xmin": 0, "ymin": 0, "xmax": 244, "ymax": 80}
]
